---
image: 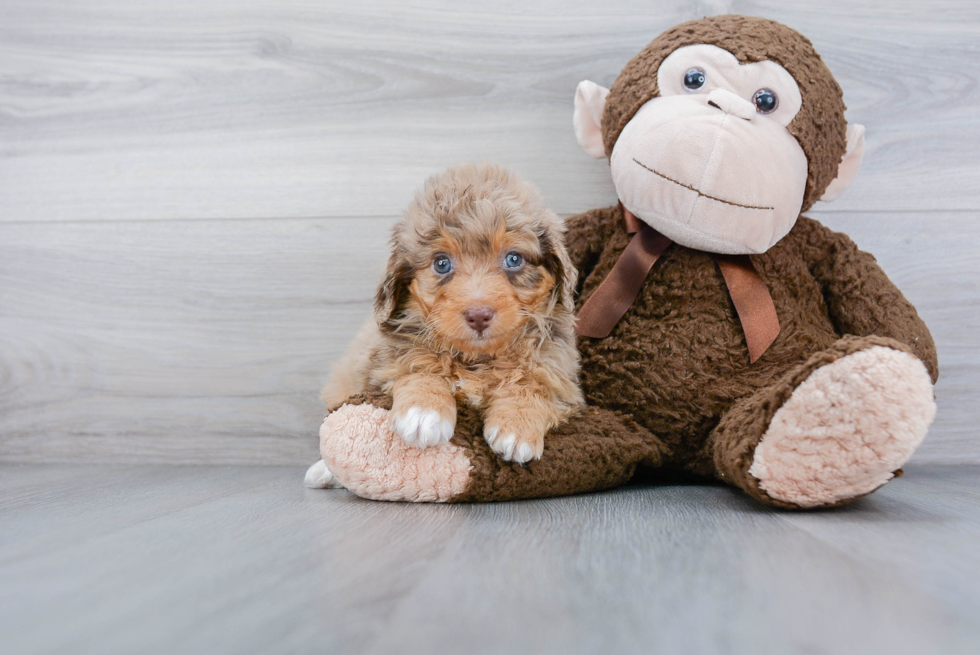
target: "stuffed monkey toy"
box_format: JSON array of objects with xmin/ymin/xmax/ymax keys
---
[{"xmin": 311, "ymin": 15, "xmax": 938, "ymax": 509}]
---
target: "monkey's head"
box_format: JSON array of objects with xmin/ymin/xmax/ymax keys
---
[{"xmin": 574, "ymin": 15, "xmax": 865, "ymax": 255}]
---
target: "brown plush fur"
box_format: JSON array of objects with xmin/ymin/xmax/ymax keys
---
[
  {"xmin": 570, "ymin": 206, "xmax": 938, "ymax": 466},
  {"xmin": 327, "ymin": 163, "xmax": 583, "ymax": 460}
]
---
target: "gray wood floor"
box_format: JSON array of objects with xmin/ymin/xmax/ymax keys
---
[
  {"xmin": 1, "ymin": 463, "xmax": 979, "ymax": 655},
  {"xmin": 1, "ymin": 0, "xmax": 979, "ymax": 465}
]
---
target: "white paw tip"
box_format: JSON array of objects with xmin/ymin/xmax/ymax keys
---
[
  {"xmin": 304, "ymin": 460, "xmax": 344, "ymax": 489},
  {"xmin": 485, "ymin": 427, "xmax": 541, "ymax": 463},
  {"xmin": 488, "ymin": 431, "xmax": 517, "ymax": 460},
  {"xmin": 393, "ymin": 406, "xmax": 454, "ymax": 448},
  {"xmin": 514, "ymin": 442, "xmax": 538, "ymax": 464}
]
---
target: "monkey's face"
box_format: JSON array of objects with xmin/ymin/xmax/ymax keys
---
[
  {"xmin": 574, "ymin": 40, "xmax": 865, "ymax": 255},
  {"xmin": 611, "ymin": 45, "xmax": 808, "ymax": 254}
]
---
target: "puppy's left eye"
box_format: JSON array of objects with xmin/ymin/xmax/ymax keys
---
[{"xmin": 502, "ymin": 252, "xmax": 525, "ymax": 271}]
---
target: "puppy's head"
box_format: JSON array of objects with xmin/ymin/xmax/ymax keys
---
[{"xmin": 376, "ymin": 163, "xmax": 576, "ymax": 356}]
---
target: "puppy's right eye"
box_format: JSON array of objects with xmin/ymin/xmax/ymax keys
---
[{"xmin": 432, "ymin": 255, "xmax": 453, "ymax": 275}]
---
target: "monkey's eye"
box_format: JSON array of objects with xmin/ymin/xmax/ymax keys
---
[
  {"xmin": 683, "ymin": 68, "xmax": 706, "ymax": 91},
  {"xmin": 432, "ymin": 254, "xmax": 453, "ymax": 275},
  {"xmin": 502, "ymin": 252, "xmax": 525, "ymax": 271},
  {"xmin": 752, "ymin": 88, "xmax": 778, "ymax": 114}
]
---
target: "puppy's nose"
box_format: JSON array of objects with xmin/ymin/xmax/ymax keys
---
[{"xmin": 464, "ymin": 306, "xmax": 495, "ymax": 333}]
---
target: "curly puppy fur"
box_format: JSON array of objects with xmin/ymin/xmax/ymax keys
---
[{"xmin": 323, "ymin": 163, "xmax": 583, "ymax": 463}]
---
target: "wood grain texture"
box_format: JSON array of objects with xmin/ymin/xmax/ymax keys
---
[
  {"xmin": 1, "ymin": 464, "xmax": 979, "ymax": 655},
  {"xmin": 0, "ymin": 217, "xmax": 394, "ymax": 464},
  {"xmin": 0, "ymin": 0, "xmax": 977, "ymax": 464},
  {"xmin": 0, "ymin": 0, "xmax": 978, "ymax": 221}
]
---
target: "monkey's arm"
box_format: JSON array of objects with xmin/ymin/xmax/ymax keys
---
[
  {"xmin": 563, "ymin": 205, "xmax": 622, "ymax": 293},
  {"xmin": 799, "ymin": 217, "xmax": 938, "ymax": 382}
]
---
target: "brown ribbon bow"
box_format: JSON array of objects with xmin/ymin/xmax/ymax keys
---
[{"xmin": 575, "ymin": 206, "xmax": 780, "ymax": 364}]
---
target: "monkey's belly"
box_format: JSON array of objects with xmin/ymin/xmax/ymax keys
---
[{"xmin": 576, "ymin": 254, "xmax": 839, "ymax": 460}]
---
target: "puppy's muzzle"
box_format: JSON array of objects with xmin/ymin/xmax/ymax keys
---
[{"xmin": 464, "ymin": 306, "xmax": 495, "ymax": 335}]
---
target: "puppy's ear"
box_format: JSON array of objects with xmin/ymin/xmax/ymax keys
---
[
  {"xmin": 374, "ymin": 244, "xmax": 415, "ymax": 329},
  {"xmin": 539, "ymin": 222, "xmax": 578, "ymax": 314}
]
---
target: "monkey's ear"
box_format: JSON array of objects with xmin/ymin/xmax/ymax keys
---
[
  {"xmin": 819, "ymin": 123, "xmax": 866, "ymax": 202},
  {"xmin": 374, "ymin": 247, "xmax": 414, "ymax": 328},
  {"xmin": 574, "ymin": 80, "xmax": 610, "ymax": 159}
]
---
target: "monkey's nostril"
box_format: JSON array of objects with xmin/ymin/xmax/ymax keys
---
[
  {"xmin": 706, "ymin": 89, "xmax": 755, "ymax": 120},
  {"xmin": 464, "ymin": 306, "xmax": 495, "ymax": 333}
]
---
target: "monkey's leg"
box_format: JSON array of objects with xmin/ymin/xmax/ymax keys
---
[
  {"xmin": 318, "ymin": 392, "xmax": 667, "ymax": 503},
  {"xmin": 703, "ymin": 335, "xmax": 936, "ymax": 509}
]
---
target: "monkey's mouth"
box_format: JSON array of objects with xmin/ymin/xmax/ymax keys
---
[{"xmin": 633, "ymin": 158, "xmax": 774, "ymax": 211}]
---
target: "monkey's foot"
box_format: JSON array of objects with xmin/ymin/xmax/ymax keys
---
[
  {"xmin": 749, "ymin": 345, "xmax": 935, "ymax": 508},
  {"xmin": 320, "ymin": 403, "xmax": 472, "ymax": 502}
]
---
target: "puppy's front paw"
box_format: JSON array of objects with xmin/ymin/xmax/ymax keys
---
[
  {"xmin": 390, "ymin": 406, "xmax": 456, "ymax": 448},
  {"xmin": 484, "ymin": 424, "xmax": 544, "ymax": 463}
]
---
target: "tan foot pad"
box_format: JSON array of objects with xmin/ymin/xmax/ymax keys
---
[
  {"xmin": 320, "ymin": 403, "xmax": 472, "ymax": 502},
  {"xmin": 750, "ymin": 346, "xmax": 935, "ymax": 508}
]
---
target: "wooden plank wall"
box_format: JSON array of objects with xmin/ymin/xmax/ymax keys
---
[{"xmin": 1, "ymin": 0, "xmax": 977, "ymax": 464}]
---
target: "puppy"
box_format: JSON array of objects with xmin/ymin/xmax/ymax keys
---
[{"xmin": 323, "ymin": 163, "xmax": 583, "ymax": 463}]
